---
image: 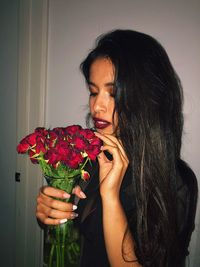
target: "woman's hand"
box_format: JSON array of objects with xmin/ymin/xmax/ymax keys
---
[
  {"xmin": 95, "ymin": 133, "xmax": 141, "ymax": 266},
  {"xmin": 36, "ymin": 185, "xmax": 86, "ymax": 225},
  {"xmin": 94, "ymin": 132, "xmax": 129, "ymax": 200}
]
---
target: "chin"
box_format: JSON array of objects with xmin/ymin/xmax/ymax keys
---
[{"xmin": 96, "ymin": 127, "xmax": 116, "ymax": 136}]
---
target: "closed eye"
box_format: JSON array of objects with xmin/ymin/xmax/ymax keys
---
[
  {"xmin": 87, "ymin": 81, "xmax": 115, "ymax": 97},
  {"xmin": 88, "ymin": 83, "xmax": 98, "ymax": 97},
  {"xmin": 89, "ymin": 92, "xmax": 97, "ymax": 97}
]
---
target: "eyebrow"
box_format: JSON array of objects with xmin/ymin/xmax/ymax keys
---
[{"xmin": 87, "ymin": 81, "xmax": 115, "ymax": 88}]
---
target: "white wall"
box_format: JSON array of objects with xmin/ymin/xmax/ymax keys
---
[{"xmin": 46, "ymin": 0, "xmax": 200, "ymax": 265}]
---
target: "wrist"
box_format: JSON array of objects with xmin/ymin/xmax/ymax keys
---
[
  {"xmin": 100, "ymin": 184, "xmax": 121, "ymax": 200},
  {"xmin": 100, "ymin": 191, "xmax": 121, "ymax": 205}
]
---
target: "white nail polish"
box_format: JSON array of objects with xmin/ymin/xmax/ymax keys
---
[
  {"xmin": 71, "ymin": 213, "xmax": 78, "ymax": 219},
  {"xmin": 60, "ymin": 218, "xmax": 68, "ymax": 224},
  {"xmin": 73, "ymin": 205, "xmax": 77, "ymax": 211},
  {"xmin": 80, "ymin": 191, "xmax": 86, "ymax": 198},
  {"xmin": 63, "ymin": 192, "xmax": 70, "ymax": 198}
]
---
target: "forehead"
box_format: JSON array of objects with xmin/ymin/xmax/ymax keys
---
[{"xmin": 89, "ymin": 58, "xmax": 115, "ymax": 82}]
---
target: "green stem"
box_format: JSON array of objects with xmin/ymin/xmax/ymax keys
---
[
  {"xmin": 61, "ymin": 244, "xmax": 65, "ymax": 267},
  {"xmin": 56, "ymin": 244, "xmax": 59, "ymax": 267},
  {"xmin": 61, "ymin": 224, "xmax": 66, "ymax": 267},
  {"xmin": 55, "ymin": 226, "xmax": 60, "ymax": 267},
  {"xmin": 44, "ymin": 176, "xmax": 81, "ymax": 267},
  {"xmin": 48, "ymin": 243, "xmax": 55, "ymax": 267},
  {"xmin": 81, "ymin": 157, "xmax": 89, "ymax": 170}
]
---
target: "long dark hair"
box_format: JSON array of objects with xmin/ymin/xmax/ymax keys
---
[{"xmin": 80, "ymin": 29, "xmax": 184, "ymax": 266}]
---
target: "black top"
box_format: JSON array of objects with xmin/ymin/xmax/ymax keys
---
[{"xmin": 75, "ymin": 159, "xmax": 198, "ymax": 267}]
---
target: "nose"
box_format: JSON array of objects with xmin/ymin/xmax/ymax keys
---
[{"xmin": 93, "ymin": 94, "xmax": 107, "ymax": 114}]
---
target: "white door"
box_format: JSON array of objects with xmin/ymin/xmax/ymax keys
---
[
  {"xmin": 0, "ymin": 1, "xmax": 48, "ymax": 267},
  {"xmin": 15, "ymin": 1, "xmax": 48, "ymax": 266},
  {"xmin": 0, "ymin": 1, "xmax": 19, "ymax": 266}
]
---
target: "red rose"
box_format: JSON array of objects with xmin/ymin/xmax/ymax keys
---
[
  {"xmin": 25, "ymin": 133, "xmax": 38, "ymax": 146},
  {"xmin": 64, "ymin": 149, "xmax": 83, "ymax": 169},
  {"xmin": 90, "ymin": 136, "xmax": 102, "ymax": 146},
  {"xmin": 17, "ymin": 132, "xmax": 38, "ymax": 153},
  {"xmin": 17, "ymin": 125, "xmax": 102, "ymax": 175},
  {"xmin": 79, "ymin": 129, "xmax": 95, "ymax": 139},
  {"xmin": 72, "ymin": 136, "xmax": 88, "ymax": 150},
  {"xmin": 56, "ymin": 142, "xmax": 70, "ymax": 161},
  {"xmin": 85, "ymin": 145, "xmax": 101, "ymax": 160},
  {"xmin": 65, "ymin": 125, "xmax": 82, "ymax": 135},
  {"xmin": 17, "ymin": 140, "xmax": 30, "ymax": 153},
  {"xmin": 35, "ymin": 139, "xmax": 46, "ymax": 154},
  {"xmin": 29, "ymin": 150, "xmax": 39, "ymax": 164},
  {"xmin": 35, "ymin": 127, "xmax": 48, "ymax": 136},
  {"xmin": 46, "ymin": 131, "xmax": 58, "ymax": 148},
  {"xmin": 52, "ymin": 127, "xmax": 65, "ymax": 136},
  {"xmin": 45, "ymin": 149, "xmax": 59, "ymax": 165}
]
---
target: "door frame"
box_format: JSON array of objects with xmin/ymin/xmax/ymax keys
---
[{"xmin": 15, "ymin": 0, "xmax": 49, "ymax": 266}]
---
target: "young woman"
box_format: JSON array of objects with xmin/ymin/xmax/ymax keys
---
[{"xmin": 36, "ymin": 29, "xmax": 198, "ymax": 267}]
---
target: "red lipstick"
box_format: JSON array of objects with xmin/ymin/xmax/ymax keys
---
[{"xmin": 93, "ymin": 118, "xmax": 111, "ymax": 129}]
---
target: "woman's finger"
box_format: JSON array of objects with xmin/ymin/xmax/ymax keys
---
[
  {"xmin": 104, "ymin": 134, "xmax": 129, "ymax": 163},
  {"xmin": 94, "ymin": 132, "xmax": 116, "ymax": 146},
  {"xmin": 41, "ymin": 186, "xmax": 70, "ymax": 199},
  {"xmin": 42, "ymin": 185, "xmax": 86, "ymax": 200},
  {"xmin": 36, "ymin": 212, "xmax": 68, "ymax": 225},
  {"xmin": 37, "ymin": 192, "xmax": 77, "ymax": 212},
  {"xmin": 36, "ymin": 202, "xmax": 78, "ymax": 219},
  {"xmin": 95, "ymin": 132, "xmax": 129, "ymax": 163},
  {"xmin": 72, "ymin": 185, "xmax": 87, "ymax": 199},
  {"xmin": 100, "ymin": 145, "xmax": 124, "ymax": 168}
]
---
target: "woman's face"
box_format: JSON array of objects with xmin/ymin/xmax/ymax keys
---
[{"xmin": 88, "ymin": 58, "xmax": 118, "ymax": 135}]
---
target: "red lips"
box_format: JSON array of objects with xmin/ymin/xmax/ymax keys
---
[{"xmin": 93, "ymin": 117, "xmax": 111, "ymax": 129}]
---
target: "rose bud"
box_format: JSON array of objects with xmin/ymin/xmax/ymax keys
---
[{"xmin": 81, "ymin": 170, "xmax": 90, "ymax": 181}]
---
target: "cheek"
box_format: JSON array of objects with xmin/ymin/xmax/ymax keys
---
[{"xmin": 109, "ymin": 100, "xmax": 115, "ymax": 115}]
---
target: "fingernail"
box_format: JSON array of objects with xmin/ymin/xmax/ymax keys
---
[
  {"xmin": 63, "ymin": 192, "xmax": 70, "ymax": 198},
  {"xmin": 71, "ymin": 213, "xmax": 78, "ymax": 219},
  {"xmin": 72, "ymin": 205, "xmax": 78, "ymax": 210},
  {"xmin": 80, "ymin": 191, "xmax": 86, "ymax": 198},
  {"xmin": 60, "ymin": 218, "xmax": 68, "ymax": 224}
]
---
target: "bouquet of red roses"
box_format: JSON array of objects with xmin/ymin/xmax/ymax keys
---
[{"xmin": 17, "ymin": 125, "xmax": 101, "ymax": 267}]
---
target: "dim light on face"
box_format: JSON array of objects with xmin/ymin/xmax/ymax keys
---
[{"xmin": 88, "ymin": 58, "xmax": 118, "ymax": 135}]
